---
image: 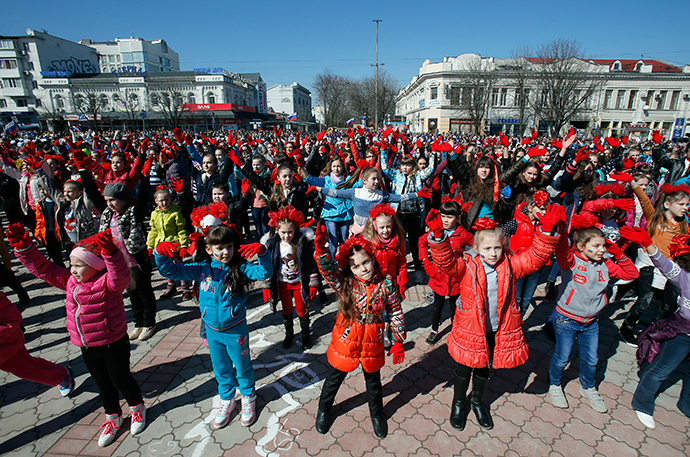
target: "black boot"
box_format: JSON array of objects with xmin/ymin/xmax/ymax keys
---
[
  {"xmin": 371, "ymin": 415, "xmax": 388, "ymax": 438},
  {"xmin": 470, "ymin": 375, "xmax": 493, "ymax": 430},
  {"xmin": 619, "ymin": 321, "xmax": 638, "ymax": 347},
  {"xmin": 366, "ymin": 371, "xmax": 387, "ymax": 438},
  {"xmin": 299, "ymin": 315, "xmax": 312, "ymax": 349},
  {"xmin": 315, "ymin": 409, "xmax": 330, "ymax": 434},
  {"xmin": 282, "ymin": 315, "xmax": 294, "ymax": 349},
  {"xmin": 450, "ymin": 371, "xmax": 471, "ymax": 430},
  {"xmin": 544, "ymin": 280, "xmax": 556, "ymax": 299}
]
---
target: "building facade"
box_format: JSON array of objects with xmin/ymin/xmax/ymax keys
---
[
  {"xmin": 0, "ymin": 29, "xmax": 100, "ymax": 127},
  {"xmin": 267, "ymin": 83, "xmax": 312, "ymax": 121},
  {"xmin": 395, "ymin": 53, "xmax": 690, "ymax": 139},
  {"xmin": 80, "ymin": 37, "xmax": 180, "ymax": 75}
]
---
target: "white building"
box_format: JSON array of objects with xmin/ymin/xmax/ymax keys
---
[
  {"xmin": 0, "ymin": 29, "xmax": 99, "ymax": 127},
  {"xmin": 79, "ymin": 37, "xmax": 180, "ymax": 75},
  {"xmin": 267, "ymin": 83, "xmax": 312, "ymax": 121},
  {"xmin": 395, "ymin": 53, "xmax": 690, "ymax": 139}
]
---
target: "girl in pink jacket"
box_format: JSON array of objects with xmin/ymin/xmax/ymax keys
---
[{"xmin": 7, "ymin": 224, "xmax": 145, "ymax": 448}]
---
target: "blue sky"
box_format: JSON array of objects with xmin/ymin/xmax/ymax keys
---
[{"xmin": 3, "ymin": 0, "xmax": 689, "ymax": 93}]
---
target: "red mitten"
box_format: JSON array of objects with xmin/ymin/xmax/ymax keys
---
[
  {"xmin": 6, "ymin": 223, "xmax": 31, "ymax": 249},
  {"xmin": 622, "ymin": 135, "xmax": 629, "ymax": 145},
  {"xmin": 574, "ymin": 147, "xmax": 590, "ymax": 163},
  {"xmin": 148, "ymin": 248, "xmax": 153, "ymax": 258},
  {"xmin": 424, "ymin": 260, "xmax": 437, "ymax": 277},
  {"xmin": 605, "ymin": 240, "xmax": 624, "ymax": 260},
  {"xmin": 97, "ymin": 229, "xmax": 117, "ymax": 256},
  {"xmin": 157, "ymin": 241, "xmax": 181, "ymax": 257},
  {"xmin": 652, "ymin": 130, "xmax": 663, "ymax": 145},
  {"xmin": 552, "ymin": 138, "xmax": 563, "ymax": 149},
  {"xmin": 390, "ymin": 342, "xmax": 405, "ymax": 364},
  {"xmin": 169, "ymin": 177, "xmax": 184, "ymax": 193},
  {"xmin": 309, "ymin": 287, "xmax": 318, "ymax": 301},
  {"xmin": 237, "ymin": 243, "xmax": 265, "ymax": 259},
  {"xmin": 184, "ymin": 133, "xmax": 193, "ymax": 146},
  {"xmin": 306, "ymin": 186, "xmax": 318, "ymax": 195},
  {"xmin": 314, "ymin": 222, "xmax": 328, "ymax": 254},
  {"xmin": 500, "ymin": 133, "xmax": 509, "ymax": 147},
  {"xmin": 527, "ymin": 146, "xmax": 547, "ymax": 158},
  {"xmin": 531, "ymin": 128, "xmax": 538, "ymax": 140},
  {"xmin": 178, "ymin": 247, "xmax": 189, "ymax": 258},
  {"xmin": 417, "ymin": 187, "xmax": 432, "ymax": 199},
  {"xmin": 346, "ymin": 128, "xmax": 354, "ymax": 139},
  {"xmin": 316, "ymin": 130, "xmax": 326, "ymax": 143},
  {"xmin": 537, "ymin": 204, "xmax": 566, "ymax": 233},
  {"xmin": 173, "ymin": 128, "xmax": 184, "ymax": 145},
  {"xmin": 609, "ymin": 172, "xmax": 633, "ymax": 183},
  {"xmin": 227, "ymin": 148, "xmax": 244, "ymax": 167},
  {"xmin": 619, "ymin": 226, "xmax": 653, "ymax": 248},
  {"xmin": 425, "ymin": 209, "xmax": 444, "ymax": 237},
  {"xmin": 606, "ymin": 137, "xmax": 621, "ymax": 149},
  {"xmin": 613, "ymin": 199, "xmax": 634, "ymax": 212},
  {"xmin": 263, "ymin": 288, "xmax": 272, "ymax": 304},
  {"xmin": 241, "ymin": 179, "xmax": 251, "ymax": 195},
  {"xmin": 293, "ymin": 152, "xmax": 305, "ymax": 168},
  {"xmin": 141, "ymin": 155, "xmax": 154, "ymax": 177}
]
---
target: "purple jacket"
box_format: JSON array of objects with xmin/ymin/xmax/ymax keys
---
[{"xmin": 15, "ymin": 243, "xmax": 130, "ymax": 348}]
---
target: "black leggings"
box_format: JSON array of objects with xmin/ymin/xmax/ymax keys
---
[
  {"xmin": 130, "ymin": 253, "xmax": 157, "ymax": 328},
  {"xmin": 431, "ymin": 292, "xmax": 459, "ymax": 332},
  {"xmin": 81, "ymin": 335, "xmax": 143, "ymax": 415},
  {"xmin": 318, "ymin": 364, "xmax": 383, "ymax": 417},
  {"xmin": 398, "ymin": 212, "xmax": 422, "ymax": 270},
  {"xmin": 455, "ymin": 332, "xmax": 495, "ymax": 379}
]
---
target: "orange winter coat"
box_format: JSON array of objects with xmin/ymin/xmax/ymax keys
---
[{"xmin": 429, "ymin": 229, "xmax": 559, "ymax": 369}]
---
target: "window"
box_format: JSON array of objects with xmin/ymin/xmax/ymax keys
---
[
  {"xmin": 612, "ymin": 61, "xmax": 621, "ymax": 71},
  {"xmin": 603, "ymin": 90, "xmax": 612, "ymax": 109},
  {"xmin": 132, "ymin": 52, "xmax": 146, "ymax": 62},
  {"xmin": 491, "ymin": 88, "xmax": 499, "ymax": 106},
  {"xmin": 23, "ymin": 43, "xmax": 29, "ymax": 52},
  {"xmin": 461, "ymin": 87, "xmax": 471, "ymax": 105},
  {"xmin": 116, "ymin": 55, "xmax": 120, "ymax": 62},
  {"xmin": 150, "ymin": 93, "xmax": 160, "ymax": 106},
  {"xmin": 0, "ymin": 59, "xmax": 17, "ymax": 69},
  {"xmin": 450, "ymin": 87, "xmax": 460, "ymax": 105},
  {"xmin": 16, "ymin": 99, "xmax": 27, "ymax": 107},
  {"xmin": 208, "ymin": 92, "xmax": 215, "ymax": 104},
  {"xmin": 0, "ymin": 99, "xmax": 6, "ymax": 108},
  {"xmin": 99, "ymin": 94, "xmax": 108, "ymax": 109},
  {"xmin": 35, "ymin": 98, "xmax": 41, "ymax": 107},
  {"xmin": 122, "ymin": 53, "xmax": 133, "ymax": 63},
  {"xmin": 29, "ymin": 61, "xmax": 34, "ymax": 70},
  {"xmin": 160, "ymin": 41, "xmax": 168, "ymax": 54},
  {"xmin": 129, "ymin": 93, "xmax": 139, "ymax": 104},
  {"xmin": 500, "ymin": 88, "xmax": 507, "ymax": 106},
  {"xmin": 670, "ymin": 91, "xmax": 681, "ymax": 110},
  {"xmin": 628, "ymin": 90, "xmax": 637, "ymax": 109},
  {"xmin": 615, "ymin": 90, "xmax": 625, "ymax": 109},
  {"xmin": 32, "ymin": 81, "xmax": 37, "ymax": 89},
  {"xmin": 656, "ymin": 90, "xmax": 667, "ymax": 110},
  {"xmin": 635, "ymin": 61, "xmax": 643, "ymax": 71},
  {"xmin": 163, "ymin": 57, "xmax": 170, "ymax": 66},
  {"xmin": 430, "ymin": 86, "xmax": 438, "ymax": 100},
  {"xmin": 646, "ymin": 90, "xmax": 655, "ymax": 106},
  {"xmin": 188, "ymin": 92, "xmax": 196, "ymax": 104},
  {"xmin": 54, "ymin": 95, "xmax": 64, "ymax": 109},
  {"xmin": 0, "ymin": 40, "xmax": 14, "ymax": 49},
  {"xmin": 3, "ymin": 78, "xmax": 20, "ymax": 88}
]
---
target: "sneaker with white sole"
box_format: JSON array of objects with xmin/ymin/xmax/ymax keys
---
[
  {"xmin": 580, "ymin": 387, "xmax": 608, "ymax": 413},
  {"xmin": 211, "ymin": 399, "xmax": 235, "ymax": 430},
  {"xmin": 98, "ymin": 413, "xmax": 123, "ymax": 447},
  {"xmin": 240, "ymin": 394, "xmax": 257, "ymax": 427},
  {"xmin": 138, "ymin": 326, "xmax": 156, "ymax": 341},
  {"xmin": 129, "ymin": 403, "xmax": 146, "ymax": 435},
  {"xmin": 58, "ymin": 368, "xmax": 75, "ymax": 397},
  {"xmin": 128, "ymin": 327, "xmax": 143, "ymax": 340},
  {"xmin": 549, "ymin": 385, "xmax": 568, "ymax": 408},
  {"xmin": 635, "ymin": 410, "xmax": 656, "ymax": 429}
]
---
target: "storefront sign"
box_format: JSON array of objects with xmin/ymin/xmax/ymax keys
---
[
  {"xmin": 673, "ymin": 118, "xmax": 685, "ymax": 140},
  {"xmin": 626, "ymin": 121, "xmax": 649, "ymax": 132},
  {"xmin": 182, "ymin": 103, "xmax": 256, "ymax": 113}
]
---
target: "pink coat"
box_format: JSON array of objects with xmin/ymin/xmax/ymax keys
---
[
  {"xmin": 0, "ymin": 292, "xmax": 24, "ymax": 364},
  {"xmin": 15, "ymin": 243, "xmax": 130, "ymax": 348}
]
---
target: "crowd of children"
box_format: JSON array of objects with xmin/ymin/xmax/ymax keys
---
[{"xmin": 0, "ymin": 126, "xmax": 689, "ymax": 444}]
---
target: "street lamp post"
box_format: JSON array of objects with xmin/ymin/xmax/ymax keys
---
[{"xmin": 371, "ymin": 20, "xmax": 383, "ymax": 130}]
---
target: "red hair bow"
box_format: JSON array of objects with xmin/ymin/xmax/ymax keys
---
[
  {"xmin": 472, "ymin": 217, "xmax": 499, "ymax": 231},
  {"xmin": 660, "ymin": 184, "xmax": 690, "ymax": 195},
  {"xmin": 267, "ymin": 205, "xmax": 305, "ymax": 228},
  {"xmin": 593, "ymin": 182, "xmax": 626, "ymax": 197},
  {"xmin": 533, "ymin": 190, "xmax": 549, "ymax": 207},
  {"xmin": 669, "ymin": 234, "xmax": 690, "ymax": 258},
  {"xmin": 441, "ymin": 193, "xmax": 474, "ymax": 213},
  {"xmin": 569, "ymin": 212, "xmax": 601, "ymax": 231},
  {"xmin": 369, "ymin": 203, "xmax": 396, "ymax": 219},
  {"xmin": 156, "ymin": 184, "xmax": 168, "ymax": 191},
  {"xmin": 190, "ymin": 201, "xmax": 229, "ymax": 231},
  {"xmin": 335, "ymin": 236, "xmax": 376, "ymax": 269}
]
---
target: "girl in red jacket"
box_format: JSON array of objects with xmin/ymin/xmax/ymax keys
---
[
  {"xmin": 428, "ymin": 208, "xmax": 563, "ymax": 432},
  {"xmin": 313, "ymin": 225, "xmax": 406, "ymax": 439},
  {"xmin": 363, "ymin": 203, "xmax": 408, "ymax": 298},
  {"xmin": 419, "ymin": 199, "xmax": 474, "ymax": 345}
]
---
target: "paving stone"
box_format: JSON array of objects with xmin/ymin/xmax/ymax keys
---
[
  {"xmin": 551, "ymin": 434, "xmax": 596, "ymax": 457},
  {"xmin": 507, "ymin": 431, "xmax": 555, "ymax": 456},
  {"xmin": 594, "ymin": 435, "xmax": 638, "ymax": 457}
]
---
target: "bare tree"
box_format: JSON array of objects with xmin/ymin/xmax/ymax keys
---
[
  {"xmin": 36, "ymin": 89, "xmax": 66, "ymax": 131},
  {"xmin": 115, "ymin": 88, "xmax": 142, "ymax": 129},
  {"xmin": 456, "ymin": 57, "xmax": 495, "ymax": 135},
  {"xmin": 313, "ymin": 69, "xmax": 351, "ymax": 127},
  {"xmin": 344, "ymin": 70, "xmax": 398, "ymax": 127},
  {"xmin": 508, "ymin": 45, "xmax": 533, "ymax": 136},
  {"xmin": 528, "ymin": 39, "xmax": 605, "ymax": 136},
  {"xmin": 71, "ymin": 83, "xmax": 104, "ymax": 131},
  {"xmin": 150, "ymin": 84, "xmax": 186, "ymax": 128}
]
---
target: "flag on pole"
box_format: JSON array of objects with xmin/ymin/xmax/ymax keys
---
[
  {"xmin": 3, "ymin": 118, "xmax": 18, "ymax": 135},
  {"xmin": 346, "ymin": 118, "xmax": 355, "ymax": 126},
  {"xmin": 287, "ymin": 113, "xmax": 297, "ymax": 122}
]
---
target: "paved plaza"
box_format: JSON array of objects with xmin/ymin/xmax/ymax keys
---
[{"xmin": 1, "ymin": 252, "xmax": 689, "ymax": 457}]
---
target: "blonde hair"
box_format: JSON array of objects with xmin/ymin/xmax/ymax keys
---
[{"xmin": 474, "ymin": 228, "xmax": 506, "ymax": 250}]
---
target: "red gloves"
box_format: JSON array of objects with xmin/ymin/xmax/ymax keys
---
[
  {"xmin": 6, "ymin": 223, "xmax": 31, "ymax": 249},
  {"xmin": 157, "ymin": 241, "xmax": 181, "ymax": 258},
  {"xmin": 531, "ymin": 128, "xmax": 538, "ymax": 140},
  {"xmin": 424, "ymin": 260, "xmax": 437, "ymax": 277},
  {"xmin": 606, "ymin": 137, "xmax": 621, "ymax": 149},
  {"xmin": 314, "ymin": 223, "xmax": 328, "ymax": 254},
  {"xmin": 316, "ymin": 130, "xmax": 326, "ymax": 143},
  {"xmin": 184, "ymin": 133, "xmax": 193, "ymax": 146},
  {"xmin": 96, "ymin": 229, "xmax": 117, "ymax": 256},
  {"xmin": 237, "ymin": 243, "xmax": 265, "ymax": 259},
  {"xmin": 346, "ymin": 128, "xmax": 355, "ymax": 139},
  {"xmin": 417, "ymin": 187, "xmax": 432, "ymax": 199},
  {"xmin": 652, "ymin": 130, "xmax": 663, "ymax": 145},
  {"xmin": 527, "ymin": 146, "xmax": 547, "ymax": 158},
  {"xmin": 425, "ymin": 209, "xmax": 444, "ymax": 237},
  {"xmin": 293, "ymin": 151, "xmax": 305, "ymax": 169},
  {"xmin": 609, "ymin": 172, "xmax": 633, "ymax": 183},
  {"xmin": 263, "ymin": 288, "xmax": 272, "ymax": 304},
  {"xmin": 605, "ymin": 240, "xmax": 624, "ymax": 260},
  {"xmin": 309, "ymin": 287, "xmax": 318, "ymax": 301},
  {"xmin": 148, "ymin": 248, "xmax": 154, "ymax": 258},
  {"xmin": 241, "ymin": 179, "xmax": 251, "ymax": 195},
  {"xmin": 613, "ymin": 199, "xmax": 634, "ymax": 212},
  {"xmin": 574, "ymin": 147, "xmax": 590, "ymax": 163},
  {"xmin": 619, "ymin": 226, "xmax": 653, "ymax": 248},
  {"xmin": 72, "ymin": 148, "xmax": 92, "ymax": 170},
  {"xmin": 537, "ymin": 204, "xmax": 566, "ymax": 233},
  {"xmin": 227, "ymin": 148, "xmax": 244, "ymax": 167},
  {"xmin": 169, "ymin": 177, "xmax": 184, "ymax": 193},
  {"xmin": 390, "ymin": 342, "xmax": 405, "ymax": 365},
  {"xmin": 173, "ymin": 128, "xmax": 184, "ymax": 145},
  {"xmin": 141, "ymin": 155, "xmax": 154, "ymax": 177},
  {"xmin": 306, "ymin": 186, "xmax": 318, "ymax": 195}
]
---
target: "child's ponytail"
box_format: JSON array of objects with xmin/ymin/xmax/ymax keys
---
[{"xmin": 648, "ymin": 184, "xmax": 690, "ymax": 237}]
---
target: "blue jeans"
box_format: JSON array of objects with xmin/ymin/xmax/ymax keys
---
[
  {"xmin": 515, "ymin": 269, "xmax": 541, "ymax": 316},
  {"xmin": 549, "ymin": 311, "xmax": 599, "ymax": 389},
  {"xmin": 632, "ymin": 333, "xmax": 690, "ymax": 416},
  {"xmin": 252, "ymin": 207, "xmax": 269, "ymax": 238},
  {"xmin": 206, "ymin": 322, "xmax": 255, "ymax": 399},
  {"xmin": 325, "ymin": 219, "xmax": 351, "ymax": 259}
]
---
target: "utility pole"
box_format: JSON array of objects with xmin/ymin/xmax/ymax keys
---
[{"xmin": 371, "ymin": 20, "xmax": 383, "ymax": 129}]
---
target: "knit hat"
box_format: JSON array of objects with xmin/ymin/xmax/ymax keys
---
[
  {"xmin": 103, "ymin": 182, "xmax": 133, "ymax": 203},
  {"xmin": 70, "ymin": 247, "xmax": 106, "ymax": 271}
]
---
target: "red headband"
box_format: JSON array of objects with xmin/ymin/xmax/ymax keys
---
[
  {"xmin": 660, "ymin": 184, "xmax": 690, "ymax": 195},
  {"xmin": 472, "ymin": 217, "xmax": 499, "ymax": 231},
  {"xmin": 533, "ymin": 190, "xmax": 549, "ymax": 207},
  {"xmin": 441, "ymin": 193, "xmax": 474, "ymax": 213},
  {"xmin": 594, "ymin": 182, "xmax": 626, "ymax": 197},
  {"xmin": 570, "ymin": 212, "xmax": 601, "ymax": 231},
  {"xmin": 335, "ymin": 236, "xmax": 376, "ymax": 269},
  {"xmin": 369, "ymin": 203, "xmax": 396, "ymax": 220},
  {"xmin": 267, "ymin": 205, "xmax": 305, "ymax": 228}
]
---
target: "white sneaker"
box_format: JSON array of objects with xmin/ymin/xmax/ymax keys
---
[
  {"xmin": 549, "ymin": 385, "xmax": 568, "ymax": 409},
  {"xmin": 635, "ymin": 410, "xmax": 656, "ymax": 429},
  {"xmin": 211, "ymin": 399, "xmax": 235, "ymax": 430},
  {"xmin": 580, "ymin": 387, "xmax": 608, "ymax": 413},
  {"xmin": 98, "ymin": 414, "xmax": 123, "ymax": 447},
  {"xmin": 128, "ymin": 327, "xmax": 143, "ymax": 340},
  {"xmin": 138, "ymin": 326, "xmax": 156, "ymax": 341},
  {"xmin": 58, "ymin": 368, "xmax": 75, "ymax": 397},
  {"xmin": 129, "ymin": 403, "xmax": 146, "ymax": 435},
  {"xmin": 240, "ymin": 394, "xmax": 257, "ymax": 427}
]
